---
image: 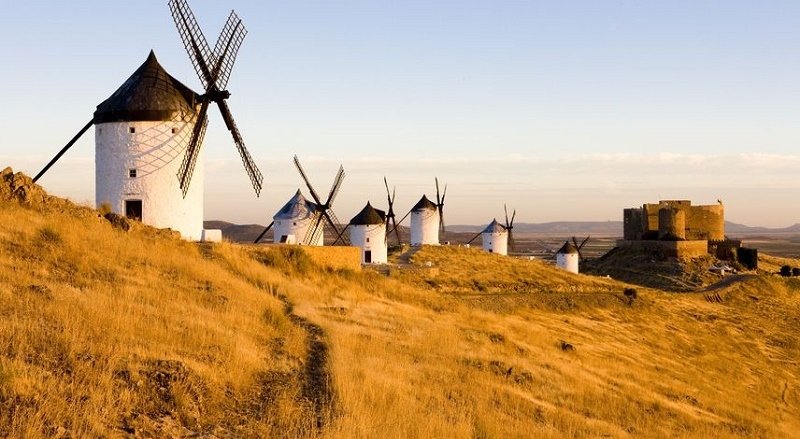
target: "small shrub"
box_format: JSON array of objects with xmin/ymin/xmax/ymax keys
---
[
  {"xmin": 793, "ymin": 268, "xmax": 800, "ymax": 277},
  {"xmin": 37, "ymin": 226, "xmax": 62, "ymax": 245},
  {"xmin": 780, "ymin": 265, "xmax": 793, "ymax": 277}
]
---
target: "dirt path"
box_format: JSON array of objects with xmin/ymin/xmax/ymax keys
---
[{"xmin": 277, "ymin": 293, "xmax": 336, "ymax": 430}]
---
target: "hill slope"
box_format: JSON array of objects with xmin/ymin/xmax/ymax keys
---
[{"xmin": 1, "ymin": 168, "xmax": 799, "ymax": 438}]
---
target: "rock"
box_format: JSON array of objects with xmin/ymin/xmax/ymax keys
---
[
  {"xmin": 104, "ymin": 213, "xmax": 133, "ymax": 232},
  {"xmin": 560, "ymin": 340, "xmax": 575, "ymax": 351}
]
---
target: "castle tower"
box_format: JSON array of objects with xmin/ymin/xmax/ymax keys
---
[
  {"xmin": 481, "ymin": 219, "xmax": 508, "ymax": 255},
  {"xmin": 556, "ymin": 241, "xmax": 579, "ymax": 273},
  {"xmin": 94, "ymin": 51, "xmax": 203, "ymax": 240},
  {"xmin": 273, "ymin": 190, "xmax": 323, "ymax": 245},
  {"xmin": 349, "ymin": 202, "xmax": 387, "ymax": 264},
  {"xmin": 409, "ymin": 195, "xmax": 440, "ymax": 246}
]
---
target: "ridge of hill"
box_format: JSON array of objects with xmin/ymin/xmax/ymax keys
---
[{"xmin": 2, "ymin": 167, "xmax": 800, "ymax": 438}]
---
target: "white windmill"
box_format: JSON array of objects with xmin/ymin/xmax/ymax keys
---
[
  {"xmin": 556, "ymin": 237, "xmax": 588, "ymax": 273},
  {"xmin": 33, "ymin": 0, "xmax": 263, "ymax": 241},
  {"xmin": 348, "ymin": 202, "xmax": 388, "ymax": 264},
  {"xmin": 467, "ymin": 205, "xmax": 515, "ymax": 256}
]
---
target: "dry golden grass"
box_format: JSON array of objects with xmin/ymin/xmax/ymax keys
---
[
  {"xmin": 289, "ymin": 246, "xmax": 800, "ymax": 438},
  {"xmin": 1, "ymin": 185, "xmax": 799, "ymax": 438},
  {"xmin": 0, "ymin": 199, "xmax": 326, "ymax": 437}
]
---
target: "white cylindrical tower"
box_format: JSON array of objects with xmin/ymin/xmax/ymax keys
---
[
  {"xmin": 273, "ymin": 190, "xmax": 323, "ymax": 245},
  {"xmin": 94, "ymin": 51, "xmax": 203, "ymax": 240},
  {"xmin": 349, "ymin": 202, "xmax": 387, "ymax": 264},
  {"xmin": 556, "ymin": 241, "xmax": 580, "ymax": 274},
  {"xmin": 409, "ymin": 195, "xmax": 440, "ymax": 246},
  {"xmin": 481, "ymin": 219, "xmax": 508, "ymax": 255}
]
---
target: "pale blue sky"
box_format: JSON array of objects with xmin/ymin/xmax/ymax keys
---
[{"xmin": 1, "ymin": 1, "xmax": 798, "ymax": 226}]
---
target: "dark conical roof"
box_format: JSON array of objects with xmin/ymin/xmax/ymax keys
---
[
  {"xmin": 94, "ymin": 51, "xmax": 200, "ymax": 124},
  {"xmin": 350, "ymin": 202, "xmax": 386, "ymax": 225},
  {"xmin": 273, "ymin": 189, "xmax": 318, "ymax": 220},
  {"xmin": 411, "ymin": 195, "xmax": 437, "ymax": 211},
  {"xmin": 557, "ymin": 241, "xmax": 579, "ymax": 255},
  {"xmin": 481, "ymin": 219, "xmax": 507, "ymax": 234}
]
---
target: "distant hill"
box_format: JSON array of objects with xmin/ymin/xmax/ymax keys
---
[
  {"xmin": 448, "ymin": 221, "xmax": 623, "ymax": 235},
  {"xmin": 725, "ymin": 221, "xmax": 800, "ymax": 235},
  {"xmin": 207, "ymin": 219, "xmax": 800, "ymax": 242},
  {"xmin": 204, "ymin": 220, "xmax": 266, "ymax": 243}
]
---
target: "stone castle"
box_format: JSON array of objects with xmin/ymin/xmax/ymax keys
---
[{"xmin": 620, "ymin": 200, "xmax": 726, "ymax": 258}]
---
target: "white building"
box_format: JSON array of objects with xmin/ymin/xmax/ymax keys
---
[
  {"xmin": 95, "ymin": 51, "xmax": 205, "ymax": 240},
  {"xmin": 410, "ymin": 195, "xmax": 439, "ymax": 246},
  {"xmin": 481, "ymin": 219, "xmax": 508, "ymax": 255},
  {"xmin": 556, "ymin": 241, "xmax": 580, "ymax": 273},
  {"xmin": 349, "ymin": 202, "xmax": 387, "ymax": 264},
  {"xmin": 273, "ymin": 189, "xmax": 323, "ymax": 245}
]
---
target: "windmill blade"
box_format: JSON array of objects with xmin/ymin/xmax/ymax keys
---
[
  {"xmin": 325, "ymin": 165, "xmax": 345, "ymax": 206},
  {"xmin": 212, "ymin": 11, "xmax": 247, "ymax": 91},
  {"xmin": 466, "ymin": 231, "xmax": 482, "ymax": 245},
  {"xmin": 435, "ymin": 177, "xmax": 441, "ymax": 204},
  {"xmin": 510, "ymin": 209, "xmax": 516, "ymax": 227},
  {"xmin": 439, "ymin": 205, "xmax": 446, "ymax": 233},
  {"xmin": 177, "ymin": 101, "xmax": 210, "ymax": 196},
  {"xmin": 383, "ymin": 176, "xmax": 391, "ymax": 197},
  {"xmin": 323, "ymin": 209, "xmax": 348, "ymax": 245},
  {"xmin": 293, "ymin": 156, "xmax": 323, "ymax": 205},
  {"xmin": 253, "ymin": 221, "xmax": 274, "ymax": 244},
  {"xmin": 216, "ymin": 100, "xmax": 263, "ymax": 196},
  {"xmin": 303, "ymin": 212, "xmax": 325, "ymax": 245},
  {"xmin": 504, "ymin": 204, "xmax": 509, "ymax": 227},
  {"xmin": 168, "ymin": 0, "xmax": 214, "ymax": 87},
  {"xmin": 333, "ymin": 223, "xmax": 350, "ymax": 246},
  {"xmin": 572, "ymin": 237, "xmax": 583, "ymax": 259},
  {"xmin": 508, "ymin": 229, "xmax": 516, "ymax": 252},
  {"xmin": 33, "ymin": 119, "xmax": 94, "ymax": 183},
  {"xmin": 391, "ymin": 215, "xmax": 401, "ymax": 244},
  {"xmin": 579, "ymin": 236, "xmax": 591, "ymax": 250},
  {"xmin": 388, "ymin": 209, "xmax": 412, "ymax": 239}
]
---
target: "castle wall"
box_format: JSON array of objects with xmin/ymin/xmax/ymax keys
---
[
  {"xmin": 623, "ymin": 208, "xmax": 644, "ymax": 240},
  {"xmin": 630, "ymin": 200, "xmax": 724, "ymax": 242},
  {"xmin": 685, "ymin": 204, "xmax": 724, "ymax": 241},
  {"xmin": 617, "ymin": 240, "xmax": 708, "ymax": 259},
  {"xmin": 658, "ymin": 208, "xmax": 686, "ymax": 240}
]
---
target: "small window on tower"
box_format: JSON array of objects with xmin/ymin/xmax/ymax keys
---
[
  {"xmin": 171, "ymin": 127, "xmax": 178, "ymax": 134},
  {"xmin": 366, "ymin": 237, "xmax": 370, "ymax": 243},
  {"xmin": 129, "ymin": 127, "xmax": 136, "ymax": 134},
  {"xmin": 129, "ymin": 169, "xmax": 137, "ymax": 178}
]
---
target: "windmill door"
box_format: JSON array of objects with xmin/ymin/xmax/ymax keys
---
[
  {"xmin": 125, "ymin": 200, "xmax": 142, "ymax": 221},
  {"xmin": 364, "ymin": 250, "xmax": 372, "ymax": 263}
]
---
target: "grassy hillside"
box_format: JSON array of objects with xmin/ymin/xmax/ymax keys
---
[{"xmin": 1, "ymin": 168, "xmax": 799, "ymax": 438}]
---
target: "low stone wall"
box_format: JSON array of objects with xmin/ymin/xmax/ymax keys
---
[{"xmin": 616, "ymin": 240, "xmax": 708, "ymax": 259}]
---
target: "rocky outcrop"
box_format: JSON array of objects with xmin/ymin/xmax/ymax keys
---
[{"xmin": 0, "ymin": 167, "xmax": 48, "ymax": 206}]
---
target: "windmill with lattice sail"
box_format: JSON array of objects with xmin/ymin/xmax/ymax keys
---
[
  {"xmin": 466, "ymin": 204, "xmax": 516, "ymax": 256},
  {"xmin": 388, "ymin": 177, "xmax": 447, "ymax": 246},
  {"xmin": 294, "ymin": 156, "xmax": 349, "ymax": 246},
  {"xmin": 31, "ymin": 1, "xmax": 262, "ymax": 241},
  {"xmin": 168, "ymin": 0, "xmax": 263, "ymax": 197}
]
